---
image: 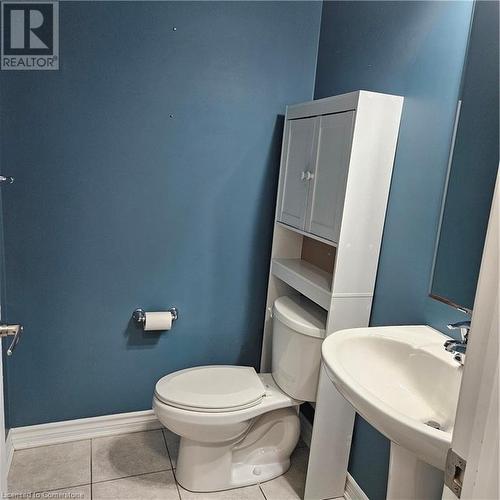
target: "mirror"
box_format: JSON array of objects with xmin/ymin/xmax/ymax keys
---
[{"xmin": 430, "ymin": 0, "xmax": 499, "ymax": 312}]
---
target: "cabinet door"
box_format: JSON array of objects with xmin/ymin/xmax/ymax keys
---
[
  {"xmin": 278, "ymin": 117, "xmax": 317, "ymax": 230},
  {"xmin": 306, "ymin": 111, "xmax": 355, "ymax": 242}
]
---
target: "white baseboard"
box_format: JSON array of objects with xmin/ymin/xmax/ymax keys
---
[
  {"xmin": 344, "ymin": 474, "xmax": 369, "ymax": 500},
  {"xmin": 299, "ymin": 410, "xmax": 368, "ymax": 500},
  {"xmin": 9, "ymin": 409, "xmax": 163, "ymax": 451}
]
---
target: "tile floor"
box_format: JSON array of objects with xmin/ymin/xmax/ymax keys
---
[{"xmin": 8, "ymin": 429, "xmax": 311, "ymax": 499}]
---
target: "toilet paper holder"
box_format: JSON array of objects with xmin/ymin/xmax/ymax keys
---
[{"xmin": 132, "ymin": 307, "xmax": 179, "ymax": 328}]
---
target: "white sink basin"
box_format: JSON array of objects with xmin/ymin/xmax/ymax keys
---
[{"xmin": 322, "ymin": 325, "xmax": 462, "ymax": 471}]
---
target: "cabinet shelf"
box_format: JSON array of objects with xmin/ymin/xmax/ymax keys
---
[{"xmin": 271, "ymin": 258, "xmax": 332, "ymax": 309}]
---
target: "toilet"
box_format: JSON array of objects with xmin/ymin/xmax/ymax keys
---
[{"xmin": 153, "ymin": 295, "xmax": 326, "ymax": 492}]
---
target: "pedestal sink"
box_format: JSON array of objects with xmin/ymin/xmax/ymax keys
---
[{"xmin": 322, "ymin": 326, "xmax": 462, "ymax": 500}]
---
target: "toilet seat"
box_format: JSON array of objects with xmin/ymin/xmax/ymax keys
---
[
  {"xmin": 154, "ymin": 373, "xmax": 300, "ymax": 432},
  {"xmin": 155, "ymin": 365, "xmax": 266, "ymax": 413}
]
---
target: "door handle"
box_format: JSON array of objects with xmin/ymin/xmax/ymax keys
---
[
  {"xmin": 0, "ymin": 324, "xmax": 23, "ymax": 356},
  {"xmin": 301, "ymin": 171, "xmax": 314, "ymax": 181}
]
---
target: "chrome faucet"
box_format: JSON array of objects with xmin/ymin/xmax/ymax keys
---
[{"xmin": 444, "ymin": 320, "xmax": 471, "ymax": 364}]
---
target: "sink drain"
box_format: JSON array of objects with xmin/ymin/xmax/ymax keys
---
[{"xmin": 425, "ymin": 420, "xmax": 441, "ymax": 430}]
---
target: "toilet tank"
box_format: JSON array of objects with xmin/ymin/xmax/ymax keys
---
[{"xmin": 272, "ymin": 296, "xmax": 326, "ymax": 402}]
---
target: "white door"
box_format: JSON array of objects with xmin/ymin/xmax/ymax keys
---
[
  {"xmin": 0, "ymin": 339, "xmax": 6, "ymax": 494},
  {"xmin": 306, "ymin": 111, "xmax": 355, "ymax": 243},
  {"xmin": 442, "ymin": 173, "xmax": 499, "ymax": 500},
  {"xmin": 278, "ymin": 117, "xmax": 317, "ymax": 230}
]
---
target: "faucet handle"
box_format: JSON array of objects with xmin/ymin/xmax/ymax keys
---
[{"xmin": 447, "ymin": 321, "xmax": 471, "ymax": 342}]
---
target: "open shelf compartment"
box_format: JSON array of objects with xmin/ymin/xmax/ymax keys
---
[{"xmin": 271, "ymin": 258, "xmax": 332, "ymax": 310}]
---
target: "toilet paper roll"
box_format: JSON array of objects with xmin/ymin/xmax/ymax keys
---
[{"xmin": 144, "ymin": 311, "xmax": 173, "ymax": 331}]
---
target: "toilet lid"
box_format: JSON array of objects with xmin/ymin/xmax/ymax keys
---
[{"xmin": 155, "ymin": 365, "xmax": 266, "ymax": 412}]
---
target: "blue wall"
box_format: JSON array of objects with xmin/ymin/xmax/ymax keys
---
[
  {"xmin": 314, "ymin": 1, "xmax": 473, "ymax": 499},
  {"xmin": 0, "ymin": 1, "xmax": 322, "ymax": 427}
]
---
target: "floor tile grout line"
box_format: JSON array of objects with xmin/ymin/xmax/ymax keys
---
[
  {"xmin": 91, "ymin": 468, "xmax": 174, "ymax": 486},
  {"xmin": 162, "ymin": 428, "xmax": 177, "ymax": 472},
  {"xmin": 162, "ymin": 429, "xmax": 182, "ymax": 500},
  {"xmin": 170, "ymin": 467, "xmax": 183, "ymax": 500},
  {"xmin": 90, "ymin": 438, "xmax": 93, "ymax": 500},
  {"xmin": 259, "ymin": 483, "xmax": 269, "ymax": 500},
  {"xmin": 31, "ymin": 482, "xmax": 91, "ymax": 495}
]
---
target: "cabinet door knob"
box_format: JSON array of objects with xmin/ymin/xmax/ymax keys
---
[{"xmin": 305, "ymin": 171, "xmax": 315, "ymax": 181}]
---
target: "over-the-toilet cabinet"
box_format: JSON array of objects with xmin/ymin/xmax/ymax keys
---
[
  {"xmin": 262, "ymin": 91, "xmax": 404, "ymax": 500},
  {"xmin": 277, "ymin": 111, "xmax": 355, "ymax": 243},
  {"xmin": 261, "ymin": 91, "xmax": 403, "ymax": 372}
]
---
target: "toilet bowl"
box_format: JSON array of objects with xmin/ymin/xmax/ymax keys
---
[
  {"xmin": 154, "ymin": 369, "xmax": 300, "ymax": 491},
  {"xmin": 153, "ymin": 296, "xmax": 326, "ymax": 492}
]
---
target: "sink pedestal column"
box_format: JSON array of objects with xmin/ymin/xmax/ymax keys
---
[{"xmin": 387, "ymin": 443, "xmax": 444, "ymax": 500}]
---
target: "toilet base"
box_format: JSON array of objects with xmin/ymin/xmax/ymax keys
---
[{"xmin": 175, "ymin": 406, "xmax": 300, "ymax": 492}]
